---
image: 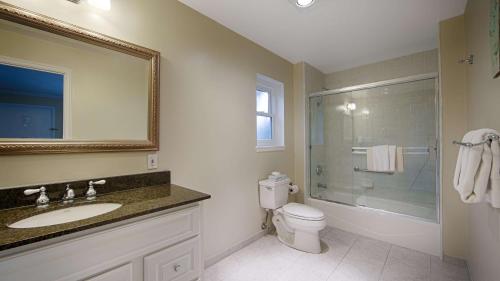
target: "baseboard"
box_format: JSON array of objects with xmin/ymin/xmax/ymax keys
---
[
  {"xmin": 442, "ymin": 255, "xmax": 471, "ymax": 281},
  {"xmin": 204, "ymin": 230, "xmax": 267, "ymax": 268}
]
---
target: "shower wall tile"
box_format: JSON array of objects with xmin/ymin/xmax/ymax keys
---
[{"xmin": 324, "ymin": 49, "xmax": 438, "ymax": 90}]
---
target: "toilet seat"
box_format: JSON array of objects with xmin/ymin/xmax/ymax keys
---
[{"xmin": 282, "ymin": 203, "xmax": 325, "ymax": 221}]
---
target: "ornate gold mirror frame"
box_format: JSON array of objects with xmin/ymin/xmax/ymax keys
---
[{"xmin": 0, "ymin": 2, "xmax": 160, "ymax": 154}]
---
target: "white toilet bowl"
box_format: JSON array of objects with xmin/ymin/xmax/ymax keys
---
[{"xmin": 272, "ymin": 203, "xmax": 326, "ymax": 254}]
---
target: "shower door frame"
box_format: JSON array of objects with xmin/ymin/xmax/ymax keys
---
[{"xmin": 306, "ymin": 72, "xmax": 441, "ymax": 223}]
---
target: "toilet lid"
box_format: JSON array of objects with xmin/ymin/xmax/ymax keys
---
[{"xmin": 283, "ymin": 203, "xmax": 325, "ymax": 221}]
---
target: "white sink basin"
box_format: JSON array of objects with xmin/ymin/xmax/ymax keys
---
[{"xmin": 9, "ymin": 203, "xmax": 122, "ymax": 229}]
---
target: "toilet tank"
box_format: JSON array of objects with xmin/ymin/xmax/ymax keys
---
[{"xmin": 259, "ymin": 178, "xmax": 290, "ymax": 210}]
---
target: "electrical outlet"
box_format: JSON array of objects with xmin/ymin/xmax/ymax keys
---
[{"xmin": 147, "ymin": 154, "xmax": 158, "ymax": 170}]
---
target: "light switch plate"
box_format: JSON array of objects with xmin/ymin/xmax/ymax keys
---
[{"xmin": 147, "ymin": 154, "xmax": 158, "ymax": 170}]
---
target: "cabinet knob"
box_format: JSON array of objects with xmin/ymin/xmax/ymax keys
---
[{"xmin": 174, "ymin": 264, "xmax": 181, "ymax": 272}]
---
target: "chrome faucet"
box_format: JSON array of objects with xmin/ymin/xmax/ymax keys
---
[
  {"xmin": 315, "ymin": 165, "xmax": 323, "ymax": 176},
  {"xmin": 24, "ymin": 186, "xmax": 50, "ymax": 208},
  {"xmin": 317, "ymin": 183, "xmax": 327, "ymax": 189},
  {"xmin": 62, "ymin": 184, "xmax": 75, "ymax": 203},
  {"xmin": 86, "ymin": 179, "xmax": 106, "ymax": 200}
]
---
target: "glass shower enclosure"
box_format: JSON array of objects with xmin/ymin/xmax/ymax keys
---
[{"xmin": 309, "ymin": 76, "xmax": 439, "ymax": 222}]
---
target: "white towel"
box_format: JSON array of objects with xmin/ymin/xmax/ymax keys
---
[
  {"xmin": 389, "ymin": 145, "xmax": 396, "ymax": 172},
  {"xmin": 372, "ymin": 145, "xmax": 389, "ymax": 171},
  {"xmin": 366, "ymin": 148, "xmax": 374, "ymax": 171},
  {"xmin": 369, "ymin": 145, "xmax": 396, "ymax": 172},
  {"xmin": 487, "ymin": 138, "xmax": 500, "ymax": 208},
  {"xmin": 396, "ymin": 146, "xmax": 404, "ymax": 172},
  {"xmin": 453, "ymin": 129, "xmax": 496, "ymax": 203}
]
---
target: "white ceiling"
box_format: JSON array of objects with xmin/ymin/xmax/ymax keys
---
[{"xmin": 178, "ymin": 0, "xmax": 467, "ymax": 73}]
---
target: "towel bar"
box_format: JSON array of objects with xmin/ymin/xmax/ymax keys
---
[
  {"xmin": 352, "ymin": 146, "xmax": 430, "ymax": 155},
  {"xmin": 452, "ymin": 133, "xmax": 500, "ymax": 147}
]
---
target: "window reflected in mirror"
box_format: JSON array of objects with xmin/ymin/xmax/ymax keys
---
[{"xmin": 0, "ymin": 63, "xmax": 64, "ymax": 139}]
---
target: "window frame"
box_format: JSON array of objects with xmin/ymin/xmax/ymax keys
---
[{"xmin": 256, "ymin": 74, "xmax": 284, "ymax": 152}]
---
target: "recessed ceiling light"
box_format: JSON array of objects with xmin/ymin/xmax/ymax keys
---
[{"xmin": 296, "ymin": 0, "xmax": 316, "ymax": 8}]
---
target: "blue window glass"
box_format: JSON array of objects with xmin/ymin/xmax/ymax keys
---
[
  {"xmin": 256, "ymin": 115, "xmax": 272, "ymax": 140},
  {"xmin": 256, "ymin": 90, "xmax": 269, "ymax": 113},
  {"xmin": 0, "ymin": 63, "xmax": 64, "ymax": 139}
]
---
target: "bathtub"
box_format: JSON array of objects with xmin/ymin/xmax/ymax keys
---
[
  {"xmin": 314, "ymin": 188, "xmax": 437, "ymax": 221},
  {"xmin": 306, "ymin": 192, "xmax": 441, "ymax": 256}
]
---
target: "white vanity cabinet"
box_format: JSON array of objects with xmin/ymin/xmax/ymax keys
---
[{"xmin": 0, "ymin": 204, "xmax": 203, "ymax": 281}]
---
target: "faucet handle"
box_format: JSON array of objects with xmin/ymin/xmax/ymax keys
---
[
  {"xmin": 24, "ymin": 186, "xmax": 49, "ymax": 208},
  {"xmin": 89, "ymin": 179, "xmax": 106, "ymax": 186},
  {"xmin": 24, "ymin": 187, "xmax": 44, "ymax": 196},
  {"xmin": 86, "ymin": 179, "xmax": 106, "ymax": 200}
]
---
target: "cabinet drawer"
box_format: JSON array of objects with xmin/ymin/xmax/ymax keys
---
[
  {"xmin": 144, "ymin": 237, "xmax": 200, "ymax": 281},
  {"xmin": 86, "ymin": 263, "xmax": 133, "ymax": 281}
]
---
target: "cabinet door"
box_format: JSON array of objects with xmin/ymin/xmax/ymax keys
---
[
  {"xmin": 86, "ymin": 263, "xmax": 133, "ymax": 281},
  {"xmin": 144, "ymin": 237, "xmax": 200, "ymax": 281}
]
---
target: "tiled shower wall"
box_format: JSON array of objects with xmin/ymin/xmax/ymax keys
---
[
  {"xmin": 311, "ymin": 80, "xmax": 437, "ymax": 218},
  {"xmin": 324, "ymin": 49, "xmax": 438, "ymax": 90}
]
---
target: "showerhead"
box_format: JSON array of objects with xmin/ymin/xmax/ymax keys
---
[{"xmin": 316, "ymin": 96, "xmax": 323, "ymax": 107}]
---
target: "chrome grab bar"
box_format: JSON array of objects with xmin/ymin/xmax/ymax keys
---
[{"xmin": 353, "ymin": 166, "xmax": 394, "ymax": 175}]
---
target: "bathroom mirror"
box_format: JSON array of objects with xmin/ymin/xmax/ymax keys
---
[{"xmin": 0, "ymin": 2, "xmax": 159, "ymax": 154}]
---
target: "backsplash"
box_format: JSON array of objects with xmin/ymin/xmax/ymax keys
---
[{"xmin": 0, "ymin": 171, "xmax": 170, "ymax": 210}]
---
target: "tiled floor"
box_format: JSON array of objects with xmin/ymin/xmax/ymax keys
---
[{"xmin": 204, "ymin": 227, "xmax": 470, "ymax": 281}]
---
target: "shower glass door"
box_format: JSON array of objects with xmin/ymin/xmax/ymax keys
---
[
  {"xmin": 309, "ymin": 77, "xmax": 438, "ymax": 222},
  {"xmin": 309, "ymin": 91, "xmax": 356, "ymax": 205}
]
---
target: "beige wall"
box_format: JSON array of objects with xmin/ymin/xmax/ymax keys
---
[
  {"xmin": 293, "ymin": 62, "xmax": 325, "ymax": 202},
  {"xmin": 464, "ymin": 0, "xmax": 500, "ymax": 280},
  {"xmin": 0, "ymin": 0, "xmax": 295, "ymax": 261},
  {"xmin": 438, "ymin": 15, "xmax": 469, "ymax": 259},
  {"xmin": 325, "ymin": 49, "xmax": 438, "ymax": 90},
  {"xmin": 0, "ymin": 19, "xmax": 149, "ymax": 140}
]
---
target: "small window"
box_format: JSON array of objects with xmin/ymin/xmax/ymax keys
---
[{"xmin": 256, "ymin": 74, "xmax": 284, "ymax": 151}]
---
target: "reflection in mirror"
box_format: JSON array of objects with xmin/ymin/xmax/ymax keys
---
[
  {"xmin": 0, "ymin": 63, "xmax": 64, "ymax": 139},
  {"xmin": 0, "ymin": 18, "xmax": 150, "ymax": 141}
]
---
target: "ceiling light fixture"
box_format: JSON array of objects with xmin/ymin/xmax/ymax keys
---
[
  {"xmin": 66, "ymin": 0, "xmax": 111, "ymax": 10},
  {"xmin": 296, "ymin": 0, "xmax": 316, "ymax": 8},
  {"xmin": 88, "ymin": 0, "xmax": 111, "ymax": 11}
]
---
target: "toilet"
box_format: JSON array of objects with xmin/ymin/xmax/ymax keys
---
[{"xmin": 259, "ymin": 173, "xmax": 326, "ymax": 254}]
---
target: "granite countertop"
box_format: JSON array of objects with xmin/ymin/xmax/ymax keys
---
[{"xmin": 0, "ymin": 184, "xmax": 210, "ymax": 251}]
